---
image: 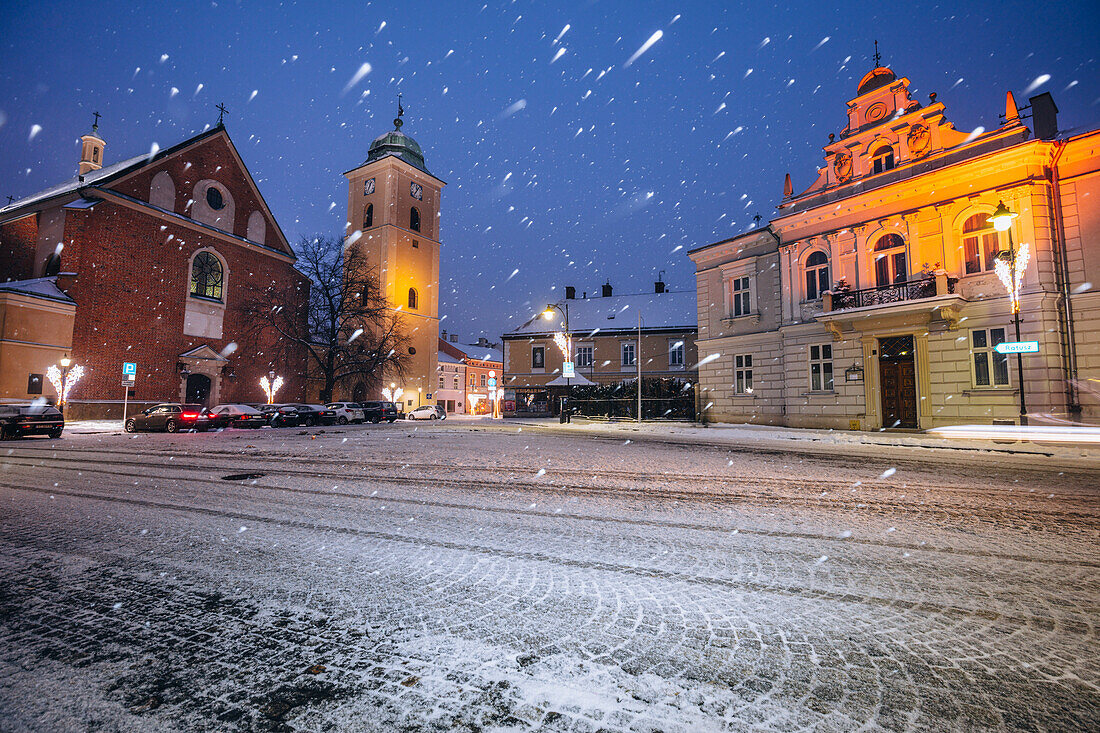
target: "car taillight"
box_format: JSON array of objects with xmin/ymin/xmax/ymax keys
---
[{"xmin": 182, "ymin": 412, "xmax": 198, "ymax": 419}]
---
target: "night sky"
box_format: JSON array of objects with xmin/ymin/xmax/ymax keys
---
[{"xmin": 2, "ymin": 1, "xmax": 1099, "ymax": 340}]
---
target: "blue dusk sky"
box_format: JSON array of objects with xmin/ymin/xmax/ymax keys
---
[{"xmin": 2, "ymin": 0, "xmax": 1099, "ymax": 339}]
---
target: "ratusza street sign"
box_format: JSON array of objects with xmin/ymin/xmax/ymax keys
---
[{"xmin": 994, "ymin": 341, "xmax": 1039, "ymax": 354}]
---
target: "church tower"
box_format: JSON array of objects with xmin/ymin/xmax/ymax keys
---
[{"xmin": 343, "ymin": 103, "xmax": 443, "ymax": 409}]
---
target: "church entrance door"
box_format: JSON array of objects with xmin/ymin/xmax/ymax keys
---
[{"xmin": 186, "ymin": 373, "xmax": 212, "ymax": 406}]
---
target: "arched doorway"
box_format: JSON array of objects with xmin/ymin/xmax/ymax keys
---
[
  {"xmin": 186, "ymin": 373, "xmax": 212, "ymax": 405},
  {"xmin": 352, "ymin": 382, "xmax": 366, "ymax": 402}
]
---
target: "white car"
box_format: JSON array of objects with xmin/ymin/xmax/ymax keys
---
[
  {"xmin": 326, "ymin": 402, "xmax": 365, "ymax": 424},
  {"xmin": 406, "ymin": 405, "xmax": 446, "ymax": 420}
]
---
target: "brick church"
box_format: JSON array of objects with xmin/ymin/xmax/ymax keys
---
[{"xmin": 0, "ymin": 118, "xmax": 308, "ymax": 418}]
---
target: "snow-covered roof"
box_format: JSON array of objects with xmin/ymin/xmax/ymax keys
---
[
  {"xmin": 460, "ymin": 344, "xmax": 503, "ymax": 363},
  {"xmin": 0, "ymin": 277, "xmax": 76, "ymax": 304},
  {"xmin": 506, "ymin": 290, "xmax": 697, "ymax": 337},
  {"xmin": 438, "ymin": 351, "xmax": 464, "ymax": 365}
]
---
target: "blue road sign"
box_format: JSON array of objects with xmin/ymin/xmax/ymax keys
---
[
  {"xmin": 122, "ymin": 362, "xmax": 137, "ymax": 375},
  {"xmin": 994, "ymin": 341, "xmax": 1038, "ymax": 354}
]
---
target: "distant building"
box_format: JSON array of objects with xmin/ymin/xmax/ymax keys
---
[
  {"xmin": 690, "ymin": 62, "xmax": 1100, "ymax": 429},
  {"xmin": 501, "ymin": 280, "xmax": 698, "ymax": 416},
  {"xmin": 435, "ymin": 348, "xmax": 466, "ymax": 414},
  {"xmin": 0, "ymin": 120, "xmax": 308, "ymax": 417},
  {"xmin": 439, "ymin": 332, "xmax": 503, "ymax": 415}
]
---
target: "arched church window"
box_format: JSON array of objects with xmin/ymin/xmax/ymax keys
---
[
  {"xmin": 873, "ymin": 233, "xmax": 907, "ymax": 286},
  {"xmin": 804, "ymin": 251, "xmax": 830, "ymax": 300},
  {"xmin": 190, "ymin": 251, "xmax": 224, "ymax": 301},
  {"xmin": 408, "ymin": 287, "xmax": 418, "ymax": 310},
  {"xmin": 92, "ymin": 147, "xmax": 99, "ymax": 163},
  {"xmin": 364, "ymin": 203, "xmax": 374, "ymax": 229},
  {"xmin": 206, "ymin": 186, "xmax": 225, "ymax": 211},
  {"xmin": 871, "ymin": 146, "xmax": 895, "ymax": 174},
  {"xmin": 410, "ymin": 206, "xmax": 421, "ymax": 232}
]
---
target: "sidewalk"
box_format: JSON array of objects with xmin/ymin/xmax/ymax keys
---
[{"xmin": 502, "ymin": 417, "xmax": 1100, "ymax": 469}]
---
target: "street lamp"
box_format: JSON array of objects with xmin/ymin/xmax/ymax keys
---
[
  {"xmin": 47, "ymin": 354, "xmax": 84, "ymax": 417},
  {"xmin": 260, "ymin": 369, "xmax": 283, "ymax": 404},
  {"xmin": 542, "ymin": 302, "xmax": 572, "ymax": 422},
  {"xmin": 988, "ymin": 201, "xmax": 1029, "ymax": 426}
]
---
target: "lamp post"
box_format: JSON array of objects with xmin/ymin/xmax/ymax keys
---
[
  {"xmin": 47, "ymin": 355, "xmax": 84, "ymax": 417},
  {"xmin": 260, "ymin": 369, "xmax": 283, "ymax": 404},
  {"xmin": 542, "ymin": 302, "xmax": 572, "ymax": 422},
  {"xmin": 988, "ymin": 200, "xmax": 1029, "ymax": 426}
]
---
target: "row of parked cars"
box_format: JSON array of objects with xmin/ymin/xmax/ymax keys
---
[{"xmin": 123, "ymin": 400, "xmax": 409, "ymax": 433}]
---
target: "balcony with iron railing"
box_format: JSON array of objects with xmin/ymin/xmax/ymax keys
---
[{"xmin": 823, "ymin": 273, "xmax": 958, "ymax": 313}]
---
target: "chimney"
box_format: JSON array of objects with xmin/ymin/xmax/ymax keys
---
[
  {"xmin": 654, "ymin": 280, "xmax": 666, "ymax": 294},
  {"xmin": 441, "ymin": 329, "xmax": 448, "ymax": 340},
  {"xmin": 478, "ymin": 337, "xmax": 490, "ymax": 347},
  {"xmin": 1029, "ymin": 92, "xmax": 1059, "ymax": 140},
  {"xmin": 565, "ymin": 286, "xmax": 576, "ymax": 300},
  {"xmin": 602, "ymin": 281, "xmax": 613, "ymax": 297},
  {"xmin": 450, "ymin": 334, "xmax": 458, "ymax": 342},
  {"xmin": 79, "ymin": 115, "xmax": 106, "ymax": 176}
]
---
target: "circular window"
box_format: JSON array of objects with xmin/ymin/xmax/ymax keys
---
[
  {"xmin": 206, "ymin": 186, "xmax": 225, "ymax": 210},
  {"xmin": 409, "ymin": 347, "xmax": 417, "ymax": 355}
]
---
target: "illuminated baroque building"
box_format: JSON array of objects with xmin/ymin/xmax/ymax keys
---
[
  {"xmin": 691, "ymin": 63, "xmax": 1100, "ymax": 429},
  {"xmin": 342, "ymin": 107, "xmax": 442, "ymax": 410}
]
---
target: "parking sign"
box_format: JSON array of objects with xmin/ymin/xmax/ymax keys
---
[{"xmin": 122, "ymin": 362, "xmax": 137, "ymax": 375}]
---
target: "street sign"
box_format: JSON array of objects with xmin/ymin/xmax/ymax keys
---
[
  {"xmin": 994, "ymin": 341, "xmax": 1039, "ymax": 354},
  {"xmin": 487, "ymin": 377, "xmax": 497, "ymax": 388},
  {"xmin": 121, "ymin": 379, "xmax": 135, "ymax": 386},
  {"xmin": 122, "ymin": 362, "xmax": 137, "ymax": 375},
  {"xmin": 562, "ymin": 361, "xmax": 575, "ymax": 378}
]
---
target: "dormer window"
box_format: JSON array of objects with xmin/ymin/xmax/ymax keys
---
[{"xmin": 871, "ymin": 146, "xmax": 895, "ymax": 174}]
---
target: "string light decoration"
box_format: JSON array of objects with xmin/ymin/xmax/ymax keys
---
[
  {"xmin": 259, "ymin": 374, "xmax": 284, "ymax": 403},
  {"xmin": 46, "ymin": 362, "xmax": 84, "ymax": 407},
  {"xmin": 382, "ymin": 383, "xmax": 404, "ymax": 403},
  {"xmin": 553, "ymin": 330, "xmax": 571, "ymax": 360},
  {"xmin": 994, "ymin": 242, "xmax": 1030, "ymax": 314}
]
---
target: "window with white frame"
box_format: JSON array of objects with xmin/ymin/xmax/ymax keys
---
[
  {"xmin": 453, "ymin": 376, "xmax": 460, "ymax": 389},
  {"xmin": 531, "ymin": 346, "xmax": 545, "ymax": 370},
  {"xmin": 871, "ymin": 146, "xmax": 895, "ymax": 174},
  {"xmin": 809, "ymin": 344, "xmax": 834, "ymax": 391},
  {"xmin": 439, "ymin": 376, "xmax": 445, "ymax": 389},
  {"xmin": 804, "ymin": 251, "xmax": 830, "ymax": 300},
  {"xmin": 576, "ymin": 345, "xmax": 594, "ymax": 368},
  {"xmin": 971, "ymin": 327, "xmax": 1010, "ymax": 387},
  {"xmin": 621, "ymin": 341, "xmax": 636, "ymax": 367},
  {"xmin": 734, "ymin": 354, "xmax": 753, "ymax": 394},
  {"xmin": 668, "ymin": 340, "xmax": 684, "ymax": 368},
  {"xmin": 729, "ymin": 276, "xmax": 751, "ymax": 317},
  {"xmin": 961, "ymin": 213, "xmax": 1002, "ymax": 275}
]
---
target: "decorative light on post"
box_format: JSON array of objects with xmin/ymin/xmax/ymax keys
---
[
  {"xmin": 46, "ymin": 355, "xmax": 84, "ymax": 416},
  {"xmin": 382, "ymin": 383, "xmax": 404, "ymax": 405},
  {"xmin": 542, "ymin": 302, "xmax": 572, "ymax": 422},
  {"xmin": 259, "ymin": 369, "xmax": 283, "ymax": 404},
  {"xmin": 988, "ymin": 201, "xmax": 1029, "ymax": 426}
]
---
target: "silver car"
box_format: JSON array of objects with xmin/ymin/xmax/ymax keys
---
[
  {"xmin": 326, "ymin": 402, "xmax": 365, "ymax": 424},
  {"xmin": 406, "ymin": 405, "xmax": 446, "ymax": 420}
]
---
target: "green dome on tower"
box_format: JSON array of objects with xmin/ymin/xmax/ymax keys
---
[{"xmin": 365, "ymin": 129, "xmax": 430, "ymax": 174}]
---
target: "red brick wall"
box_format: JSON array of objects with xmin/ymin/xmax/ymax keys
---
[
  {"xmin": 60, "ymin": 202, "xmax": 307, "ymax": 409},
  {"xmin": 0, "ymin": 214, "xmax": 38, "ymax": 282}
]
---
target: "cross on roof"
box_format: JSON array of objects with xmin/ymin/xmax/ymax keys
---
[
  {"xmin": 873, "ymin": 40, "xmax": 881, "ymax": 67},
  {"xmin": 394, "ymin": 93, "xmax": 405, "ymax": 130},
  {"xmin": 92, "ymin": 111, "xmax": 101, "ymax": 130},
  {"xmin": 216, "ymin": 103, "xmax": 228, "ymax": 125},
  {"xmin": 6, "ymin": 196, "xmax": 14, "ymax": 205}
]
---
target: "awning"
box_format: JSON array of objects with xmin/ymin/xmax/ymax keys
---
[{"xmin": 545, "ymin": 373, "xmax": 597, "ymax": 386}]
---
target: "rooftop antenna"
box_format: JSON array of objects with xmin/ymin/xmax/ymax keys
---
[
  {"xmin": 394, "ymin": 93, "xmax": 405, "ymax": 130},
  {"xmin": 91, "ymin": 111, "xmax": 101, "ymax": 133},
  {"xmin": 873, "ymin": 40, "xmax": 881, "ymax": 67},
  {"xmin": 216, "ymin": 103, "xmax": 228, "ymax": 126}
]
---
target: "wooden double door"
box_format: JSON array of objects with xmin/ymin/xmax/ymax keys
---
[{"xmin": 879, "ymin": 336, "xmax": 917, "ymax": 429}]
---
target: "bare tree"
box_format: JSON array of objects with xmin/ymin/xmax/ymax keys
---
[{"xmin": 243, "ymin": 234, "xmax": 410, "ymax": 403}]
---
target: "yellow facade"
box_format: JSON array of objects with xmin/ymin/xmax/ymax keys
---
[
  {"xmin": 0, "ymin": 284, "xmax": 75, "ymax": 403},
  {"xmin": 343, "ymin": 126, "xmax": 443, "ymax": 409}
]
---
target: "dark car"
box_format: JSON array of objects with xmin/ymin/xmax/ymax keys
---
[
  {"xmin": 125, "ymin": 403, "xmax": 210, "ymax": 433},
  {"xmin": 203, "ymin": 404, "xmax": 265, "ymax": 429},
  {"xmin": 0, "ymin": 403, "xmax": 64, "ymax": 439},
  {"xmin": 258, "ymin": 404, "xmax": 300, "ymax": 427},
  {"xmin": 361, "ymin": 400, "xmax": 401, "ymax": 423},
  {"xmin": 289, "ymin": 404, "xmax": 337, "ymax": 427}
]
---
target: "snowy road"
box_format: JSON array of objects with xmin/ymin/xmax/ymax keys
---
[{"xmin": 1, "ymin": 423, "xmax": 1098, "ymax": 731}]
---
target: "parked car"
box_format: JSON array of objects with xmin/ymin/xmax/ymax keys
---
[
  {"xmin": 290, "ymin": 404, "xmax": 337, "ymax": 427},
  {"xmin": 326, "ymin": 402, "xmax": 365, "ymax": 424},
  {"xmin": 0, "ymin": 403, "xmax": 64, "ymax": 439},
  {"xmin": 361, "ymin": 400, "xmax": 401, "ymax": 423},
  {"xmin": 407, "ymin": 404, "xmax": 446, "ymax": 420},
  {"xmin": 203, "ymin": 404, "xmax": 265, "ymax": 429},
  {"xmin": 258, "ymin": 404, "xmax": 301, "ymax": 428},
  {"xmin": 125, "ymin": 403, "xmax": 211, "ymax": 433}
]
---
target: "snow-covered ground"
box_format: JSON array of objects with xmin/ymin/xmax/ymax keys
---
[{"xmin": 1, "ymin": 423, "xmax": 1097, "ymax": 730}]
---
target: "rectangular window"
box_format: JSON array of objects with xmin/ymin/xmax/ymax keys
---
[
  {"xmin": 480, "ymin": 374, "xmax": 486, "ymax": 387},
  {"xmin": 531, "ymin": 346, "xmax": 545, "ymax": 370},
  {"xmin": 971, "ymin": 328, "xmax": 1009, "ymax": 387},
  {"xmin": 668, "ymin": 340, "xmax": 684, "ymax": 367},
  {"xmin": 439, "ymin": 376, "xmax": 445, "ymax": 389},
  {"xmin": 576, "ymin": 345, "xmax": 594, "ymax": 368},
  {"xmin": 730, "ymin": 276, "xmax": 750, "ymax": 317},
  {"xmin": 964, "ymin": 231, "xmax": 1000, "ymax": 274},
  {"xmin": 27, "ymin": 373, "xmax": 43, "ymax": 395},
  {"xmin": 809, "ymin": 344, "xmax": 834, "ymax": 392},
  {"xmin": 734, "ymin": 355, "xmax": 753, "ymax": 394},
  {"xmin": 621, "ymin": 341, "xmax": 636, "ymax": 366}
]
